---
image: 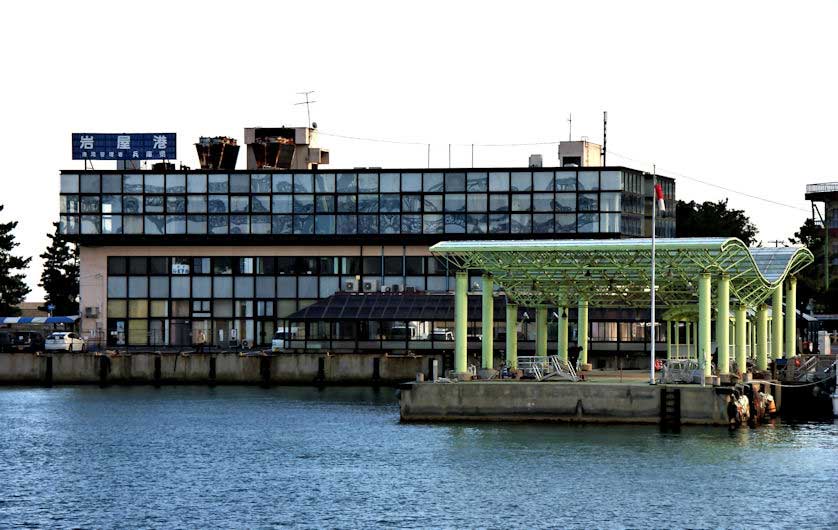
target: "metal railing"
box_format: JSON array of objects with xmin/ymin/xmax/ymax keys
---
[
  {"xmin": 806, "ymin": 182, "xmax": 838, "ymax": 194},
  {"xmin": 517, "ymin": 355, "xmax": 578, "ymax": 382}
]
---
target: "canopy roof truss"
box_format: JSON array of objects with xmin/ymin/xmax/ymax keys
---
[{"xmin": 430, "ymin": 238, "xmax": 814, "ymax": 309}]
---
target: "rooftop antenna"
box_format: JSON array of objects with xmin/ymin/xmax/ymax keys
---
[
  {"xmin": 295, "ymin": 91, "xmax": 317, "ymax": 128},
  {"xmin": 602, "ymin": 110, "xmax": 608, "ymax": 166},
  {"xmin": 567, "ymin": 113, "xmax": 572, "ymax": 141}
]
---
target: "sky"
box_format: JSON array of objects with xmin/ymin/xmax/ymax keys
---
[{"xmin": 1, "ymin": 0, "xmax": 836, "ymax": 302}]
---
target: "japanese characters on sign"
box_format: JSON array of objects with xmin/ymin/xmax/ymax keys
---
[{"xmin": 71, "ymin": 133, "xmax": 177, "ymax": 160}]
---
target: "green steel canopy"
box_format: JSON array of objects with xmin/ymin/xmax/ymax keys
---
[{"xmin": 430, "ymin": 238, "xmax": 814, "ymax": 309}]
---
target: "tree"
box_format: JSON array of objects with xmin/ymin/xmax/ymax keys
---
[
  {"xmin": 39, "ymin": 222, "xmax": 79, "ymax": 316},
  {"xmin": 789, "ymin": 218, "xmax": 837, "ymax": 312},
  {"xmin": 0, "ymin": 204, "xmax": 31, "ymax": 315},
  {"xmin": 676, "ymin": 199, "xmax": 758, "ymax": 245}
]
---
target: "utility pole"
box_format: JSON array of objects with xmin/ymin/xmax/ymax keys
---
[
  {"xmin": 295, "ymin": 91, "xmax": 317, "ymax": 128},
  {"xmin": 568, "ymin": 113, "xmax": 572, "ymax": 141}
]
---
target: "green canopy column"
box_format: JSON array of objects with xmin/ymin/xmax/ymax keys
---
[
  {"xmin": 506, "ymin": 302, "xmax": 518, "ymax": 369},
  {"xmin": 674, "ymin": 321, "xmax": 680, "ymax": 359},
  {"xmin": 756, "ymin": 304, "xmax": 768, "ymax": 371},
  {"xmin": 559, "ymin": 307, "xmax": 569, "ymax": 360},
  {"xmin": 785, "ymin": 277, "xmax": 797, "ymax": 358},
  {"xmin": 481, "ymin": 276, "xmax": 493, "ymax": 370},
  {"xmin": 685, "ymin": 322, "xmax": 691, "ymax": 359},
  {"xmin": 716, "ymin": 275, "xmax": 730, "ymax": 375},
  {"xmin": 698, "ymin": 272, "xmax": 712, "ymax": 378},
  {"xmin": 735, "ymin": 305, "xmax": 747, "ymax": 374},
  {"xmin": 454, "ymin": 271, "xmax": 468, "ymax": 375},
  {"xmin": 578, "ymin": 300, "xmax": 589, "ymax": 366},
  {"xmin": 536, "ymin": 305, "xmax": 547, "ymax": 358},
  {"xmin": 666, "ymin": 321, "xmax": 672, "ymax": 360},
  {"xmin": 771, "ymin": 285, "xmax": 783, "ymax": 360}
]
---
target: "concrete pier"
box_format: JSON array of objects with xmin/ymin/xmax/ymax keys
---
[
  {"xmin": 0, "ymin": 352, "xmax": 442, "ymax": 386},
  {"xmin": 399, "ymin": 381, "xmax": 735, "ymax": 426}
]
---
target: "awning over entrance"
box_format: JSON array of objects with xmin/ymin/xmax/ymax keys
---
[
  {"xmin": 286, "ymin": 293, "xmax": 511, "ymax": 322},
  {"xmin": 0, "ymin": 316, "xmax": 80, "ymax": 324},
  {"xmin": 430, "ymin": 238, "xmax": 814, "ymax": 308}
]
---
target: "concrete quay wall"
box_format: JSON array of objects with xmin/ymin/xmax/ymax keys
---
[
  {"xmin": 399, "ymin": 381, "xmax": 730, "ymax": 426},
  {"xmin": 0, "ymin": 352, "xmax": 442, "ymax": 386}
]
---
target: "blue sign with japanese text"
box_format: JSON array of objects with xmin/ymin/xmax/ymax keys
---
[{"xmin": 72, "ymin": 133, "xmax": 176, "ymax": 160}]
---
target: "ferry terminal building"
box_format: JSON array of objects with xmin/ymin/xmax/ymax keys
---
[{"xmin": 58, "ymin": 128, "xmax": 676, "ymax": 369}]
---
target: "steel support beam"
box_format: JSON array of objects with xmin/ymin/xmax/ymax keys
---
[
  {"xmin": 506, "ymin": 302, "xmax": 518, "ymax": 369},
  {"xmin": 536, "ymin": 305, "xmax": 547, "ymax": 358},
  {"xmin": 578, "ymin": 300, "xmax": 589, "ymax": 366},
  {"xmin": 771, "ymin": 286, "xmax": 783, "ymax": 360},
  {"xmin": 698, "ymin": 273, "xmax": 712, "ymax": 378},
  {"xmin": 756, "ymin": 304, "xmax": 768, "ymax": 371},
  {"xmin": 716, "ymin": 275, "xmax": 730, "ymax": 375},
  {"xmin": 685, "ymin": 321, "xmax": 691, "ymax": 359},
  {"xmin": 785, "ymin": 277, "xmax": 797, "ymax": 358},
  {"xmin": 455, "ymin": 271, "xmax": 468, "ymax": 374},
  {"xmin": 481, "ymin": 276, "xmax": 493, "ymax": 369},
  {"xmin": 735, "ymin": 305, "xmax": 747, "ymax": 374}
]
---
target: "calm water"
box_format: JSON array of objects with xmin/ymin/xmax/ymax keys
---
[{"xmin": 0, "ymin": 386, "xmax": 836, "ymax": 529}]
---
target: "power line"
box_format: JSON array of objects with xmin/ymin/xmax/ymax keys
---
[
  {"xmin": 605, "ymin": 149, "xmax": 810, "ymax": 213},
  {"xmin": 318, "ymin": 130, "xmax": 560, "ymax": 147},
  {"xmin": 319, "ymin": 129, "xmax": 809, "ymax": 213}
]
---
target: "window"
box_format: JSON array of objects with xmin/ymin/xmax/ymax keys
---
[
  {"xmin": 80, "ymin": 173, "xmax": 100, "ymax": 193},
  {"xmin": 60, "ymin": 174, "xmax": 79, "ymax": 193},
  {"xmin": 423, "ymin": 173, "xmax": 443, "ymax": 192},
  {"xmin": 444, "ymin": 194, "xmax": 466, "ymax": 212},
  {"xmin": 533, "ymin": 172, "xmax": 555, "ymax": 192},
  {"xmin": 149, "ymin": 257, "xmax": 168, "ymax": 275},
  {"xmin": 108, "ymin": 257, "xmax": 127, "ymax": 275},
  {"xmin": 129, "ymin": 257, "xmax": 148, "ymax": 275},
  {"xmin": 314, "ymin": 173, "xmax": 335, "ymax": 193},
  {"xmin": 358, "ymin": 173, "xmax": 378, "ymax": 193},
  {"xmin": 591, "ymin": 322, "xmax": 617, "ymax": 341},
  {"xmin": 294, "ymin": 173, "xmax": 314, "ymax": 193},
  {"xmin": 579, "ymin": 193, "xmax": 598, "ymax": 212},
  {"xmin": 423, "ymin": 195, "xmax": 442, "ymax": 212},
  {"xmin": 252, "ymin": 196, "xmax": 271, "ymax": 213},
  {"xmin": 510, "ymin": 172, "xmax": 531, "ymax": 191},
  {"xmin": 187, "ymin": 173, "xmax": 207, "ymax": 193},
  {"xmin": 380, "ymin": 173, "xmax": 399, "ymax": 193},
  {"xmin": 294, "ymin": 195, "xmax": 314, "ymax": 213},
  {"xmin": 251, "ymin": 174, "xmax": 271, "ymax": 193},
  {"xmin": 444, "ymin": 172, "xmax": 465, "ymax": 192},
  {"xmin": 124, "ymin": 174, "xmax": 143, "ymax": 193},
  {"xmin": 187, "ymin": 196, "xmax": 207, "ymax": 213},
  {"xmin": 401, "ymin": 173, "xmax": 421, "ymax": 192},
  {"xmin": 272, "ymin": 195, "xmax": 292, "ymax": 213},
  {"xmin": 145, "ymin": 174, "xmax": 164, "ymax": 193},
  {"xmin": 384, "ymin": 257, "xmax": 403, "ymax": 275},
  {"xmin": 231, "ymin": 196, "xmax": 249, "ymax": 213},
  {"xmin": 272, "ymin": 174, "xmax": 292, "ymax": 193},
  {"xmin": 230, "ymin": 174, "xmax": 249, "ymax": 193},
  {"xmin": 102, "ymin": 174, "xmax": 122, "ymax": 193},
  {"xmin": 208, "ymin": 174, "xmax": 228, "ymax": 193},
  {"xmin": 166, "ymin": 174, "xmax": 186, "ymax": 193},
  {"xmin": 166, "ymin": 196, "xmax": 186, "ymax": 213},
  {"xmin": 578, "ymin": 171, "xmax": 599, "ymax": 190},
  {"xmin": 363, "ymin": 257, "xmax": 382, "ymax": 275},
  {"xmin": 466, "ymin": 172, "xmax": 488, "ymax": 192},
  {"xmin": 336, "ymin": 173, "xmax": 356, "ymax": 193},
  {"xmin": 214, "ymin": 257, "xmax": 232, "ymax": 275}
]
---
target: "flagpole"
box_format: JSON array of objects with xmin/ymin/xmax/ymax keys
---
[{"xmin": 650, "ymin": 164, "xmax": 657, "ymax": 385}]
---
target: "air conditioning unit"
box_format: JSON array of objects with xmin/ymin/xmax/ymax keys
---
[
  {"xmin": 392, "ymin": 284, "xmax": 401, "ymax": 293},
  {"xmin": 84, "ymin": 306, "xmax": 99, "ymax": 318},
  {"xmin": 383, "ymin": 286, "xmax": 392, "ymax": 293},
  {"xmin": 363, "ymin": 279, "xmax": 378, "ymax": 292},
  {"xmin": 344, "ymin": 281, "xmax": 356, "ymax": 292},
  {"xmin": 404, "ymin": 286, "xmax": 417, "ymax": 293}
]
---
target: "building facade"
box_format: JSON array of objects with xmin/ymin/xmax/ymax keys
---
[{"xmin": 59, "ymin": 145, "xmax": 675, "ymax": 360}]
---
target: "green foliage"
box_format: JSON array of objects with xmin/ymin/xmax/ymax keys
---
[
  {"xmin": 675, "ymin": 199, "xmax": 758, "ymax": 245},
  {"xmin": 789, "ymin": 218, "xmax": 837, "ymax": 312},
  {"xmin": 38, "ymin": 222, "xmax": 79, "ymax": 316},
  {"xmin": 0, "ymin": 204, "xmax": 31, "ymax": 315}
]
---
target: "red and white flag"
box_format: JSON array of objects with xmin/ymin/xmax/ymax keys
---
[{"xmin": 654, "ymin": 183, "xmax": 665, "ymax": 212}]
